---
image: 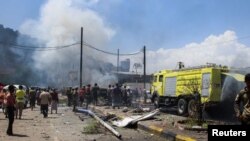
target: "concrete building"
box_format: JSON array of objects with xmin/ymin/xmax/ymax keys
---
[{"xmin": 120, "ymin": 59, "xmax": 130, "ymax": 72}]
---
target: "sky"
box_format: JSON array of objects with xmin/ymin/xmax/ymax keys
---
[{"xmin": 1, "ymin": 0, "xmax": 250, "ymax": 74}]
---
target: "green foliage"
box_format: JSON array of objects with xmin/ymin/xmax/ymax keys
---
[{"xmin": 82, "ymin": 119, "xmax": 101, "ymax": 134}]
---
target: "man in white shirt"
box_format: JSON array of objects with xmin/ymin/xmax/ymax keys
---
[{"xmin": 39, "ymin": 89, "xmax": 51, "ymax": 118}]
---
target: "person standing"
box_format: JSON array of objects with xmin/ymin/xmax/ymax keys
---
[
  {"xmin": 6, "ymin": 85, "xmax": 16, "ymax": 135},
  {"xmin": 15, "ymin": 85, "xmax": 25, "ymax": 119},
  {"xmin": 40, "ymin": 89, "xmax": 51, "ymax": 118},
  {"xmin": 29, "ymin": 88, "xmax": 36, "ymax": 111},
  {"xmin": 79, "ymin": 86, "xmax": 85, "ymax": 107},
  {"xmin": 112, "ymin": 83, "xmax": 122, "ymax": 109},
  {"xmin": 234, "ymin": 73, "xmax": 250, "ymax": 125},
  {"xmin": 3, "ymin": 89, "xmax": 8, "ymax": 118},
  {"xmin": 85, "ymin": 84, "xmax": 91, "ymax": 109},
  {"xmin": 122, "ymin": 85, "xmax": 128, "ymax": 106},
  {"xmin": 36, "ymin": 88, "xmax": 42, "ymax": 113},
  {"xmin": 107, "ymin": 85, "xmax": 112, "ymax": 106},
  {"xmin": 0, "ymin": 88, "xmax": 5, "ymax": 112},
  {"xmin": 92, "ymin": 83, "xmax": 99, "ymax": 106},
  {"xmin": 66, "ymin": 87, "xmax": 72, "ymax": 106},
  {"xmin": 50, "ymin": 89, "xmax": 59, "ymax": 114},
  {"xmin": 143, "ymin": 89, "xmax": 148, "ymax": 104},
  {"xmin": 72, "ymin": 87, "xmax": 78, "ymax": 111}
]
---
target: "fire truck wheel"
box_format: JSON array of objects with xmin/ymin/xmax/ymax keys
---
[
  {"xmin": 177, "ymin": 98, "xmax": 187, "ymax": 115},
  {"xmin": 188, "ymin": 99, "xmax": 197, "ymax": 117}
]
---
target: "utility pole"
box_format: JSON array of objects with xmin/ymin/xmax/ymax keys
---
[
  {"xmin": 143, "ymin": 46, "xmax": 146, "ymax": 89},
  {"xmin": 117, "ymin": 49, "xmax": 120, "ymax": 73},
  {"xmin": 80, "ymin": 27, "xmax": 83, "ymax": 88},
  {"xmin": 117, "ymin": 49, "xmax": 119, "ymax": 83}
]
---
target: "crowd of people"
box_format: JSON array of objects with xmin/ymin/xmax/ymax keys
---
[
  {"xmin": 1, "ymin": 73, "xmax": 250, "ymax": 136},
  {"xmin": 65, "ymin": 83, "xmax": 145, "ymax": 110},
  {"xmin": 0, "ymin": 85, "xmax": 59, "ymax": 135}
]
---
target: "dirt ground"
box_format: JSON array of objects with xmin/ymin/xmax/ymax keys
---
[
  {"xmin": 0, "ymin": 105, "xmax": 168, "ymax": 141},
  {"xmin": 0, "ymin": 106, "xmax": 91, "ymax": 141}
]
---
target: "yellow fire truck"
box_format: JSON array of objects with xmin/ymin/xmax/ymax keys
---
[{"xmin": 150, "ymin": 63, "xmax": 244, "ymax": 116}]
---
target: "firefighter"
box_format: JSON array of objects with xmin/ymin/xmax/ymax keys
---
[{"xmin": 234, "ymin": 73, "xmax": 250, "ymax": 125}]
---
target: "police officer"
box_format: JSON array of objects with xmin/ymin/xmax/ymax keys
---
[{"xmin": 234, "ymin": 73, "xmax": 250, "ymax": 125}]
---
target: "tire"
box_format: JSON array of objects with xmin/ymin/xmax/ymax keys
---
[
  {"xmin": 188, "ymin": 99, "xmax": 197, "ymax": 117},
  {"xmin": 177, "ymin": 98, "xmax": 187, "ymax": 115}
]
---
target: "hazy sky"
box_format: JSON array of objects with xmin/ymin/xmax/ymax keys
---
[{"xmin": 1, "ymin": 0, "xmax": 250, "ymax": 73}]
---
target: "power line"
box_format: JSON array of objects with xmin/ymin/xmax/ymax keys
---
[
  {"xmin": 8, "ymin": 46, "xmax": 77, "ymax": 51},
  {"xmin": 0, "ymin": 40, "xmax": 143, "ymax": 55},
  {"xmin": 0, "ymin": 41, "xmax": 80, "ymax": 49},
  {"xmin": 83, "ymin": 42, "xmax": 143, "ymax": 56}
]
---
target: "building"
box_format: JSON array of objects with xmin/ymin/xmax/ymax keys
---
[{"xmin": 120, "ymin": 59, "xmax": 130, "ymax": 72}]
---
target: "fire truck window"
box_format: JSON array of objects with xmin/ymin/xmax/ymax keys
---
[{"xmin": 159, "ymin": 75, "xmax": 163, "ymax": 82}]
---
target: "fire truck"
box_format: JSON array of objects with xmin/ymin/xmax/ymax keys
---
[{"xmin": 150, "ymin": 62, "xmax": 244, "ymax": 116}]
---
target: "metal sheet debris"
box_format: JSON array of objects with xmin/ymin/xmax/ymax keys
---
[{"xmin": 112, "ymin": 109, "xmax": 160, "ymax": 127}]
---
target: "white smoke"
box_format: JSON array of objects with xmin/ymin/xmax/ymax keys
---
[
  {"xmin": 147, "ymin": 30, "xmax": 250, "ymax": 73},
  {"xmin": 19, "ymin": 0, "xmax": 116, "ymax": 87}
]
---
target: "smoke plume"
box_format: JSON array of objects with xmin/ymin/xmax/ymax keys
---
[
  {"xmin": 19, "ymin": 0, "xmax": 116, "ymax": 87},
  {"xmin": 15, "ymin": 0, "xmax": 250, "ymax": 88}
]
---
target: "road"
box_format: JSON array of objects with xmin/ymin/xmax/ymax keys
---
[{"xmin": 0, "ymin": 106, "xmax": 166, "ymax": 141}]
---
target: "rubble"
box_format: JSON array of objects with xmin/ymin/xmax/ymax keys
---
[
  {"xmin": 76, "ymin": 108, "xmax": 122, "ymax": 139},
  {"xmin": 112, "ymin": 109, "xmax": 160, "ymax": 127}
]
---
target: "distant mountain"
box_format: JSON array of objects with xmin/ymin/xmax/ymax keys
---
[{"xmin": 0, "ymin": 24, "xmax": 40, "ymax": 85}]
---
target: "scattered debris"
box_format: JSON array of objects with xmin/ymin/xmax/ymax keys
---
[
  {"xmin": 112, "ymin": 109, "xmax": 160, "ymax": 127},
  {"xmin": 77, "ymin": 108, "xmax": 122, "ymax": 139},
  {"xmin": 122, "ymin": 107, "xmax": 129, "ymax": 112},
  {"xmin": 132, "ymin": 108, "xmax": 143, "ymax": 113},
  {"xmin": 102, "ymin": 113, "xmax": 116, "ymax": 121}
]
